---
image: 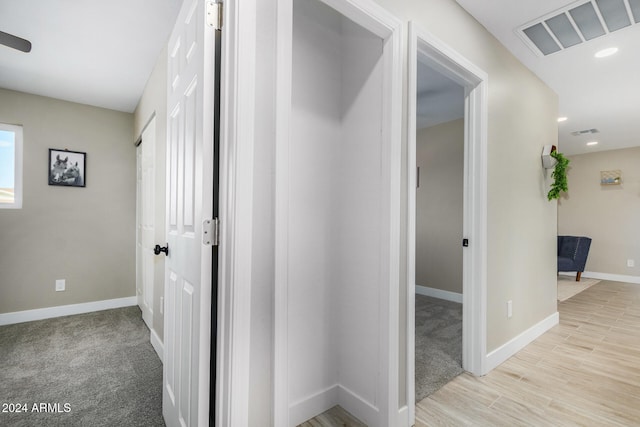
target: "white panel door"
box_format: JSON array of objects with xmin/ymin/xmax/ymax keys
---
[
  {"xmin": 164, "ymin": 0, "xmax": 216, "ymax": 426},
  {"xmin": 137, "ymin": 118, "xmax": 156, "ymax": 328}
]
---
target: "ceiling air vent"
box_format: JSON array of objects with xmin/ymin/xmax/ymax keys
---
[
  {"xmin": 570, "ymin": 128, "xmax": 600, "ymax": 136},
  {"xmin": 630, "ymin": 0, "xmax": 640, "ymax": 22},
  {"xmin": 519, "ymin": 0, "xmax": 638, "ymax": 56}
]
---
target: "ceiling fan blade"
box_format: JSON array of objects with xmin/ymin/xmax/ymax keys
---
[{"xmin": 0, "ymin": 30, "xmax": 32, "ymax": 53}]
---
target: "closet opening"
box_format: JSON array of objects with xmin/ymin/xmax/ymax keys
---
[{"xmin": 274, "ymin": 0, "xmax": 402, "ymax": 426}]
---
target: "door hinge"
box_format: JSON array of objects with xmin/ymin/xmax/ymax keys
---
[
  {"xmin": 203, "ymin": 218, "xmax": 220, "ymax": 246},
  {"xmin": 206, "ymin": 2, "xmax": 223, "ymax": 30}
]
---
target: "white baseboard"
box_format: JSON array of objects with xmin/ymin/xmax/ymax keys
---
[
  {"xmin": 289, "ymin": 384, "xmax": 339, "ymax": 427},
  {"xmin": 337, "ymin": 385, "xmax": 378, "ymax": 427},
  {"xmin": 150, "ymin": 327, "xmax": 164, "ymax": 363},
  {"xmin": 415, "ymin": 285, "xmax": 463, "ymax": 304},
  {"xmin": 397, "ymin": 405, "xmax": 409, "ymax": 427},
  {"xmin": 484, "ymin": 311, "xmax": 559, "ymax": 373},
  {"xmin": 560, "ymin": 271, "xmax": 640, "ymax": 284},
  {"xmin": 0, "ymin": 296, "xmax": 137, "ymax": 326},
  {"xmin": 288, "ymin": 384, "xmax": 379, "ymax": 427}
]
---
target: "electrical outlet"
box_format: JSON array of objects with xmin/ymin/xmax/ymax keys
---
[
  {"xmin": 160, "ymin": 297, "xmax": 164, "ymax": 314},
  {"xmin": 55, "ymin": 279, "xmax": 65, "ymax": 292},
  {"xmin": 628, "ymin": 259, "xmax": 635, "ymax": 268},
  {"xmin": 507, "ymin": 300, "xmax": 513, "ymax": 318}
]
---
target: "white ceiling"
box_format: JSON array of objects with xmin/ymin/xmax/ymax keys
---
[
  {"xmin": 2, "ymin": 0, "xmax": 638, "ymax": 154},
  {"xmin": 417, "ymin": 58, "xmax": 465, "ymax": 129},
  {"xmin": 456, "ymin": 0, "xmax": 640, "ymax": 155},
  {"xmin": 0, "ymin": 0, "xmax": 182, "ymax": 113}
]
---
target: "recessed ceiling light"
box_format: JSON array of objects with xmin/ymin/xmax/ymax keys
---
[
  {"xmin": 595, "ymin": 47, "xmax": 618, "ymax": 58},
  {"xmin": 557, "ymin": 117, "xmax": 568, "ymax": 122},
  {"xmin": 586, "ymin": 141, "xmax": 598, "ymax": 146}
]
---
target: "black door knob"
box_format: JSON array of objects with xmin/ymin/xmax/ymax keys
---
[{"xmin": 154, "ymin": 244, "xmax": 169, "ymax": 256}]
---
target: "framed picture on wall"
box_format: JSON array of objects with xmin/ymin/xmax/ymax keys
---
[{"xmin": 48, "ymin": 149, "xmax": 86, "ymax": 187}]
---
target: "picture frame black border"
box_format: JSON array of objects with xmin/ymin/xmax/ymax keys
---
[{"xmin": 48, "ymin": 148, "xmax": 87, "ymax": 188}]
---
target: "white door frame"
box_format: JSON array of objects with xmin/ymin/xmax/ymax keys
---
[
  {"xmin": 406, "ymin": 22, "xmax": 488, "ymax": 425},
  {"xmin": 215, "ymin": 0, "xmax": 255, "ymax": 426},
  {"xmin": 273, "ymin": 0, "xmax": 402, "ymax": 425}
]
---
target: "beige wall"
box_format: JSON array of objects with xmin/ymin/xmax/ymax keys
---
[
  {"xmin": 134, "ymin": 46, "xmax": 168, "ymax": 341},
  {"xmin": 375, "ymin": 0, "xmax": 558, "ymax": 408},
  {"xmin": 416, "ymin": 119, "xmax": 464, "ymax": 294},
  {"xmin": 0, "ymin": 88, "xmax": 135, "ymax": 314},
  {"xmin": 373, "ymin": 0, "xmax": 557, "ymax": 359},
  {"xmin": 558, "ymin": 147, "xmax": 640, "ymax": 277}
]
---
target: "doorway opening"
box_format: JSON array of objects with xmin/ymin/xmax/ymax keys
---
[
  {"xmin": 414, "ymin": 59, "xmax": 465, "ymax": 402},
  {"xmin": 406, "ymin": 23, "xmax": 488, "ymax": 425}
]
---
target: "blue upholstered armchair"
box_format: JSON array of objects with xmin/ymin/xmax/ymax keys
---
[{"xmin": 557, "ymin": 236, "xmax": 592, "ymax": 281}]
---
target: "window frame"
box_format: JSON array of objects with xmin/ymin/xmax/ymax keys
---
[{"xmin": 0, "ymin": 123, "xmax": 23, "ymax": 209}]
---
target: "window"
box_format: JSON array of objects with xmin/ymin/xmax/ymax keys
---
[{"xmin": 0, "ymin": 123, "xmax": 23, "ymax": 209}]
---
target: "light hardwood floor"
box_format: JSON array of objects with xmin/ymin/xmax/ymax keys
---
[
  {"xmin": 416, "ymin": 280, "xmax": 640, "ymax": 426},
  {"xmin": 302, "ymin": 281, "xmax": 640, "ymax": 426},
  {"xmin": 298, "ymin": 405, "xmax": 367, "ymax": 427}
]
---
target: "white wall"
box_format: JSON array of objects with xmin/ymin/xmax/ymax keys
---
[
  {"xmin": 335, "ymin": 11, "xmax": 384, "ymax": 408},
  {"xmin": 289, "ymin": 0, "xmax": 342, "ymax": 405}
]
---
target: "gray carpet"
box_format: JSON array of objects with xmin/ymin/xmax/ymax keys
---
[
  {"xmin": 0, "ymin": 306, "xmax": 164, "ymax": 427},
  {"xmin": 415, "ymin": 294, "xmax": 463, "ymax": 402}
]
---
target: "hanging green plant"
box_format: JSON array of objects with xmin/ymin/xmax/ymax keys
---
[{"xmin": 547, "ymin": 150, "xmax": 570, "ymax": 200}]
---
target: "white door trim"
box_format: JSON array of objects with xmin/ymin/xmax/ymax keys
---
[
  {"xmin": 215, "ymin": 0, "xmax": 255, "ymax": 426},
  {"xmin": 406, "ymin": 22, "xmax": 488, "ymax": 426},
  {"xmin": 274, "ymin": 0, "xmax": 402, "ymax": 425},
  {"xmin": 273, "ymin": 2, "xmax": 292, "ymax": 425}
]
